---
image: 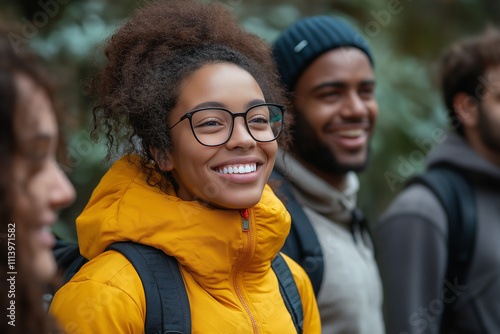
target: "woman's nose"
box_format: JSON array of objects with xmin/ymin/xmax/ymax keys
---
[
  {"xmin": 224, "ymin": 117, "xmax": 256, "ymax": 151},
  {"xmin": 49, "ymin": 162, "xmax": 76, "ymax": 211}
]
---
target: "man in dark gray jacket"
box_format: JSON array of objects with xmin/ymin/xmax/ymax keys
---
[{"xmin": 376, "ymin": 27, "xmax": 500, "ymax": 333}]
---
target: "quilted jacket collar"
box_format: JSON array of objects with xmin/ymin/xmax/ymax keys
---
[{"xmin": 77, "ymin": 155, "xmax": 291, "ymax": 288}]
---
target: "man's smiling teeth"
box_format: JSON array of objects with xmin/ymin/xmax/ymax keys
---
[
  {"xmin": 216, "ymin": 164, "xmax": 257, "ymax": 174},
  {"xmin": 335, "ymin": 129, "xmax": 365, "ymax": 137}
]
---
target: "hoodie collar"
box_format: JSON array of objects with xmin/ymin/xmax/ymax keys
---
[
  {"xmin": 427, "ymin": 132, "xmax": 500, "ymax": 183},
  {"xmin": 274, "ymin": 150, "xmax": 359, "ymax": 225}
]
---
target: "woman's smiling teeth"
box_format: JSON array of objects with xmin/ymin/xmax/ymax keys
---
[{"xmin": 216, "ymin": 164, "xmax": 257, "ymax": 174}]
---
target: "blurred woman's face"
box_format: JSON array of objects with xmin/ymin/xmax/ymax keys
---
[{"xmin": 11, "ymin": 75, "xmax": 75, "ymax": 282}]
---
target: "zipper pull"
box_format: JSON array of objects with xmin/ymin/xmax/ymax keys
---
[{"xmin": 240, "ymin": 208, "xmax": 250, "ymax": 231}]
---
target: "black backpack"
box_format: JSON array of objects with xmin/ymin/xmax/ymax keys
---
[
  {"xmin": 52, "ymin": 240, "xmax": 304, "ymax": 334},
  {"xmin": 270, "ymin": 170, "xmax": 370, "ymax": 296},
  {"xmin": 406, "ymin": 165, "xmax": 477, "ymax": 330}
]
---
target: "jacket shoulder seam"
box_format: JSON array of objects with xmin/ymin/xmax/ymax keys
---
[
  {"xmin": 70, "ymin": 253, "xmax": 143, "ymax": 312},
  {"xmin": 64, "ymin": 268, "xmax": 143, "ymax": 314}
]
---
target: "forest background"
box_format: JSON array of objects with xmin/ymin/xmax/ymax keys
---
[{"xmin": 2, "ymin": 0, "xmax": 499, "ymax": 241}]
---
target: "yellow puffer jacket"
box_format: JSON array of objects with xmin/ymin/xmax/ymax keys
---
[{"xmin": 50, "ymin": 156, "xmax": 320, "ymax": 333}]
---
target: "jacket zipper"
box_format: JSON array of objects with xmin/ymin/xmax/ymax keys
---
[
  {"xmin": 233, "ymin": 208, "xmax": 259, "ymax": 333},
  {"xmin": 241, "ymin": 208, "xmax": 250, "ymax": 231}
]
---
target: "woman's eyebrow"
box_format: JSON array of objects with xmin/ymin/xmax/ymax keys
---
[
  {"xmin": 191, "ymin": 98, "xmax": 267, "ymax": 111},
  {"xmin": 18, "ymin": 133, "xmax": 53, "ymax": 145},
  {"xmin": 244, "ymin": 99, "xmax": 266, "ymax": 109},
  {"xmin": 191, "ymin": 101, "xmax": 226, "ymax": 110}
]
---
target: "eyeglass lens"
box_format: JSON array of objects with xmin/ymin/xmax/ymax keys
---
[{"xmin": 191, "ymin": 105, "xmax": 282, "ymax": 146}]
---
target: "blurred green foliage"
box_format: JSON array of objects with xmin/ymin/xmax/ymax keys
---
[{"xmin": 2, "ymin": 0, "xmax": 499, "ymax": 240}]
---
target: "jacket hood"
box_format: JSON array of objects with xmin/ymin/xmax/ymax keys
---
[
  {"xmin": 427, "ymin": 132, "xmax": 500, "ymax": 183},
  {"xmin": 77, "ymin": 155, "xmax": 291, "ymax": 287}
]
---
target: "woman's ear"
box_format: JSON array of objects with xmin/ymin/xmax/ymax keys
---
[
  {"xmin": 453, "ymin": 92, "xmax": 479, "ymax": 128},
  {"xmin": 149, "ymin": 146, "xmax": 174, "ymax": 171}
]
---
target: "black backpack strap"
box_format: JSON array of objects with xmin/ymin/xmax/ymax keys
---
[
  {"xmin": 407, "ymin": 166, "xmax": 476, "ymax": 329},
  {"xmin": 408, "ymin": 167, "xmax": 477, "ymax": 283},
  {"xmin": 53, "ymin": 240, "xmax": 89, "ymax": 283},
  {"xmin": 270, "ymin": 170, "xmax": 324, "ymax": 296},
  {"xmin": 272, "ymin": 253, "xmax": 304, "ymax": 334},
  {"xmin": 106, "ymin": 241, "xmax": 191, "ymax": 334},
  {"xmin": 350, "ymin": 208, "xmax": 374, "ymax": 249}
]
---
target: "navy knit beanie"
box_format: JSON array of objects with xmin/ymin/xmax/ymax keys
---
[{"xmin": 272, "ymin": 15, "xmax": 373, "ymax": 91}]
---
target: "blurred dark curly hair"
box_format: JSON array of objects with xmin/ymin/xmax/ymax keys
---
[
  {"xmin": 89, "ymin": 0, "xmax": 290, "ymax": 192},
  {"xmin": 439, "ymin": 26, "xmax": 500, "ymax": 136}
]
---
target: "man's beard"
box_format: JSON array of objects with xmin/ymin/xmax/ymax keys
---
[
  {"xmin": 291, "ymin": 111, "xmax": 370, "ymax": 175},
  {"xmin": 478, "ymin": 103, "xmax": 500, "ymax": 153}
]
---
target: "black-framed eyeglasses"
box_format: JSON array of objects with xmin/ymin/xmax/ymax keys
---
[{"xmin": 169, "ymin": 103, "xmax": 286, "ymax": 147}]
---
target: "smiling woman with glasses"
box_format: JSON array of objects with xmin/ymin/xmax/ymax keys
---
[{"xmin": 49, "ymin": 1, "xmax": 321, "ymax": 333}]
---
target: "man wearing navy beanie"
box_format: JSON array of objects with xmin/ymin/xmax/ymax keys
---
[{"xmin": 271, "ymin": 16, "xmax": 384, "ymax": 333}]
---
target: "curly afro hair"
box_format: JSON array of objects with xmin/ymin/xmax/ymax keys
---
[
  {"xmin": 89, "ymin": 0, "xmax": 289, "ymax": 192},
  {"xmin": 439, "ymin": 26, "xmax": 500, "ymax": 136}
]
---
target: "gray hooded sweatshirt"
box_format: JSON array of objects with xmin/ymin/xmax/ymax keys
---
[
  {"xmin": 275, "ymin": 151, "xmax": 385, "ymax": 334},
  {"xmin": 376, "ymin": 132, "xmax": 500, "ymax": 333}
]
